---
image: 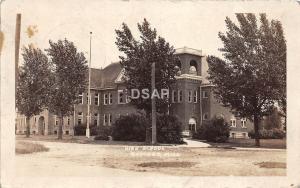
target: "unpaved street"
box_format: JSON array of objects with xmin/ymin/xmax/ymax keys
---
[{"xmin": 15, "ymin": 140, "xmax": 286, "ymax": 177}]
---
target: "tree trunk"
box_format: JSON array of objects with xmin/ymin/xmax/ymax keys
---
[
  {"xmin": 25, "ymin": 116, "xmax": 30, "ymax": 138},
  {"xmin": 254, "ymin": 114, "xmax": 260, "ymax": 147},
  {"xmin": 58, "ymin": 115, "xmax": 63, "ymax": 139}
]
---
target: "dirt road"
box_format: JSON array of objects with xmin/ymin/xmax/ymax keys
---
[{"xmin": 15, "ymin": 140, "xmax": 286, "ymax": 177}]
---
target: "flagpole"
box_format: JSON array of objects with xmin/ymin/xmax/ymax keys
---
[{"xmin": 86, "ymin": 32, "xmax": 92, "ymax": 138}]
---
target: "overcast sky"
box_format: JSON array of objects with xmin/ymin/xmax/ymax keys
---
[{"xmin": 2, "ymin": 0, "xmax": 298, "ymax": 69}]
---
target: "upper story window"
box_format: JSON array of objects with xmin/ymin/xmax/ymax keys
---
[
  {"xmin": 175, "ymin": 60, "xmax": 182, "ymax": 76},
  {"xmin": 78, "ymin": 93, "xmax": 83, "ymax": 104},
  {"xmin": 172, "ymin": 90, "xmax": 177, "ymax": 103},
  {"xmin": 103, "ymin": 93, "xmax": 109, "ymax": 105},
  {"xmin": 178, "ymin": 90, "xmax": 183, "ymax": 103},
  {"xmin": 241, "ymin": 118, "xmax": 247, "ymax": 128},
  {"xmin": 95, "ymin": 93, "xmax": 99, "ymax": 106},
  {"xmin": 109, "ymin": 93, "xmax": 113, "ymax": 104},
  {"xmin": 193, "ymin": 90, "xmax": 197, "ymax": 103},
  {"xmin": 230, "ymin": 117, "xmax": 237, "ymax": 127},
  {"xmin": 202, "ymin": 91, "xmax": 208, "ymax": 98},
  {"xmin": 189, "ymin": 60, "xmax": 197, "ymax": 75},
  {"xmin": 118, "ymin": 90, "xmax": 125, "ymax": 104},
  {"xmin": 86, "ymin": 93, "xmax": 90, "ymax": 105},
  {"xmin": 188, "ymin": 90, "xmax": 192, "ymax": 103}
]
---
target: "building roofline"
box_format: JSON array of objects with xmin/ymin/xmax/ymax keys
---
[{"xmin": 175, "ymin": 46, "xmax": 203, "ymax": 57}]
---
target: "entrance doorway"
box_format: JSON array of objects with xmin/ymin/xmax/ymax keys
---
[
  {"xmin": 188, "ymin": 118, "xmax": 196, "ymax": 135},
  {"xmin": 38, "ymin": 116, "xmax": 45, "ymax": 135}
]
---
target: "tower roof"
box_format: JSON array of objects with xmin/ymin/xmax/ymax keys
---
[{"xmin": 175, "ymin": 46, "xmax": 202, "ymax": 56}]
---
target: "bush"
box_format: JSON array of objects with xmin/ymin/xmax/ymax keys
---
[
  {"xmin": 94, "ymin": 126, "xmax": 112, "ymax": 141},
  {"xmin": 74, "ymin": 124, "xmax": 97, "ymax": 136},
  {"xmin": 248, "ymin": 128, "xmax": 285, "ymax": 139},
  {"xmin": 112, "ymin": 114, "xmax": 148, "ymax": 142},
  {"xmin": 194, "ymin": 117, "xmax": 230, "ymax": 143},
  {"xmin": 157, "ymin": 115, "xmax": 184, "ymax": 144}
]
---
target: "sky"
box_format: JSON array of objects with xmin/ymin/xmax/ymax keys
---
[{"xmin": 1, "ymin": 0, "xmax": 298, "ymax": 69}]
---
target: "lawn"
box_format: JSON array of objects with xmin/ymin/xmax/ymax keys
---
[
  {"xmin": 15, "ymin": 141, "xmax": 49, "ymax": 154},
  {"xmin": 206, "ymin": 138, "xmax": 286, "ymax": 149}
]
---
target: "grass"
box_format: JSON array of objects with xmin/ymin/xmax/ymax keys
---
[
  {"xmin": 16, "ymin": 141, "xmax": 49, "ymax": 154},
  {"xmin": 207, "ymin": 138, "xmax": 286, "ymax": 149}
]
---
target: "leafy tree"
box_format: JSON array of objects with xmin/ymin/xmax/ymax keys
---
[
  {"xmin": 46, "ymin": 39, "xmax": 88, "ymax": 139},
  {"xmin": 16, "ymin": 46, "xmax": 52, "ymax": 137},
  {"xmin": 115, "ymin": 19, "xmax": 179, "ymax": 115},
  {"xmin": 207, "ymin": 13, "xmax": 286, "ymax": 146},
  {"xmin": 263, "ymin": 107, "xmax": 282, "ymax": 130}
]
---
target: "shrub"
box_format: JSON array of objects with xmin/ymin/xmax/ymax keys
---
[
  {"xmin": 112, "ymin": 114, "xmax": 148, "ymax": 142},
  {"xmin": 74, "ymin": 124, "xmax": 97, "ymax": 136},
  {"xmin": 248, "ymin": 128, "xmax": 285, "ymax": 139},
  {"xmin": 157, "ymin": 115, "xmax": 184, "ymax": 144},
  {"xmin": 194, "ymin": 117, "xmax": 230, "ymax": 143},
  {"xmin": 94, "ymin": 126, "xmax": 112, "ymax": 141}
]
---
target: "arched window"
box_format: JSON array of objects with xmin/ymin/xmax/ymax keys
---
[
  {"xmin": 189, "ymin": 60, "xmax": 197, "ymax": 75},
  {"xmin": 175, "ymin": 61, "xmax": 182, "ymax": 76}
]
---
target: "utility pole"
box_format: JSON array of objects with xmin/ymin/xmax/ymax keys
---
[
  {"xmin": 151, "ymin": 62, "xmax": 157, "ymax": 145},
  {"xmin": 15, "ymin": 14, "xmax": 21, "ymax": 97},
  {"xmin": 86, "ymin": 32, "xmax": 92, "ymax": 138}
]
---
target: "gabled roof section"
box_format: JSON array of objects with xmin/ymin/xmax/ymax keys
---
[{"xmin": 90, "ymin": 62, "xmax": 123, "ymax": 89}]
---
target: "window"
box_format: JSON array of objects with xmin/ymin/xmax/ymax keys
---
[
  {"xmin": 241, "ymin": 118, "xmax": 247, "ymax": 128},
  {"xmin": 172, "ymin": 90, "xmax": 177, "ymax": 103},
  {"xmin": 178, "ymin": 90, "xmax": 183, "ymax": 103},
  {"xmin": 86, "ymin": 93, "xmax": 91, "ymax": 104},
  {"xmin": 202, "ymin": 91, "xmax": 208, "ymax": 98},
  {"xmin": 95, "ymin": 93, "xmax": 99, "ymax": 105},
  {"xmin": 78, "ymin": 112, "xmax": 83, "ymax": 125},
  {"xmin": 109, "ymin": 114, "xmax": 112, "ymax": 125},
  {"xmin": 188, "ymin": 90, "xmax": 192, "ymax": 103},
  {"xmin": 230, "ymin": 117, "xmax": 236, "ymax": 127},
  {"xmin": 67, "ymin": 118, "xmax": 70, "ymax": 125},
  {"xmin": 109, "ymin": 93, "xmax": 113, "ymax": 104},
  {"xmin": 125, "ymin": 90, "xmax": 130, "ymax": 103},
  {"xmin": 103, "ymin": 114, "xmax": 108, "ymax": 126},
  {"xmin": 118, "ymin": 90, "xmax": 125, "ymax": 104},
  {"xmin": 193, "ymin": 90, "xmax": 197, "ymax": 103},
  {"xmin": 203, "ymin": 113, "xmax": 208, "ymax": 120},
  {"xmin": 55, "ymin": 115, "xmax": 58, "ymax": 126},
  {"xmin": 65, "ymin": 131, "xmax": 69, "ymax": 135},
  {"xmin": 231, "ymin": 132, "xmax": 236, "ymax": 139},
  {"xmin": 189, "ymin": 60, "xmax": 197, "ymax": 75},
  {"xmin": 94, "ymin": 113, "xmax": 98, "ymax": 126},
  {"xmin": 78, "ymin": 93, "xmax": 83, "ymax": 104},
  {"xmin": 104, "ymin": 94, "xmax": 109, "ymax": 105}
]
